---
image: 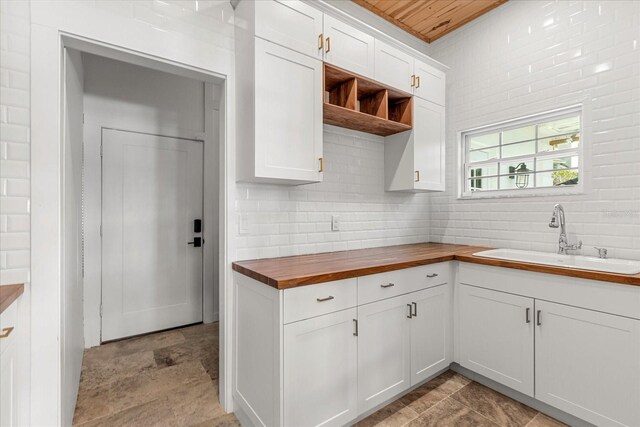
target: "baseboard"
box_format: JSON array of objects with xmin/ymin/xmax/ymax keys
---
[
  {"xmin": 234, "ymin": 403, "xmax": 253, "ymax": 427},
  {"xmin": 450, "ymin": 363, "xmax": 595, "ymax": 427}
]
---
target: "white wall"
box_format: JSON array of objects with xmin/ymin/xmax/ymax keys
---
[
  {"xmin": 0, "ymin": 0, "xmax": 30, "ymax": 286},
  {"xmin": 428, "ymin": 0, "xmax": 640, "ymax": 260},
  {"xmin": 234, "ymin": 126, "xmax": 430, "ymax": 261}
]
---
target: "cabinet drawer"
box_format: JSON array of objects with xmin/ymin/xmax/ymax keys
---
[
  {"xmin": 358, "ymin": 263, "xmax": 449, "ymax": 305},
  {"xmin": 0, "ymin": 301, "xmax": 18, "ymax": 356},
  {"xmin": 284, "ymin": 278, "xmax": 357, "ymax": 324}
]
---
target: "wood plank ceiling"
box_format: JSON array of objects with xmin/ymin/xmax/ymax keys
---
[{"xmin": 351, "ymin": 0, "xmax": 507, "ymax": 43}]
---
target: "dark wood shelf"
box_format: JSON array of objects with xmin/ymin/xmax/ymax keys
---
[
  {"xmin": 323, "ymin": 63, "xmax": 413, "ymax": 136},
  {"xmin": 323, "ymin": 103, "xmax": 412, "ymax": 137}
]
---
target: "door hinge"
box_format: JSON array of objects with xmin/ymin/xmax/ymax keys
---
[
  {"xmin": 100, "ymin": 142, "xmax": 103, "ymax": 157},
  {"xmin": 100, "ymin": 304, "xmax": 103, "ymax": 317}
]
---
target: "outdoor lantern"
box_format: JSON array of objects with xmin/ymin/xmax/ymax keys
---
[{"xmin": 509, "ymin": 162, "xmax": 531, "ymax": 188}]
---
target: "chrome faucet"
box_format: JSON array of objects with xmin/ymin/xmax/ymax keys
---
[{"xmin": 549, "ymin": 204, "xmax": 582, "ymax": 255}]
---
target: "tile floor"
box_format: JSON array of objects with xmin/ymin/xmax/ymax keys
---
[{"xmin": 74, "ymin": 323, "xmax": 567, "ymax": 427}]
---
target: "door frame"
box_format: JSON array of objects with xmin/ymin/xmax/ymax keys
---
[
  {"xmin": 94, "ymin": 128, "xmax": 206, "ymax": 343},
  {"xmin": 31, "ymin": 23, "xmax": 236, "ymax": 424}
]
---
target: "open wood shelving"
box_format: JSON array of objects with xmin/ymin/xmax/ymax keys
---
[{"xmin": 323, "ymin": 63, "xmax": 413, "ymax": 137}]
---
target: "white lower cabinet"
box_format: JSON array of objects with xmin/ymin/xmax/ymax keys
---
[
  {"xmin": 284, "ymin": 308, "xmax": 358, "ymax": 427},
  {"xmin": 459, "ymin": 284, "xmax": 535, "ymax": 396},
  {"xmin": 357, "ymin": 294, "xmax": 412, "ymax": 413},
  {"xmin": 410, "ymin": 285, "xmax": 451, "ymax": 385},
  {"xmin": 535, "ymin": 300, "xmax": 640, "ymax": 427}
]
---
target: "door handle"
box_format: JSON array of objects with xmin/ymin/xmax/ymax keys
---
[
  {"xmin": 426, "ymin": 273, "xmax": 439, "ymax": 278},
  {"xmin": 318, "ymin": 33, "xmax": 323, "ymax": 50},
  {"xmin": 187, "ymin": 237, "xmax": 202, "ymax": 247},
  {"xmin": 353, "ymin": 318, "xmax": 358, "ymax": 336},
  {"xmin": 407, "ymin": 303, "xmax": 413, "ymax": 318},
  {"xmin": 536, "ymin": 310, "xmax": 542, "ymax": 326},
  {"xmin": 416, "ymin": 75, "xmax": 420, "ymax": 88},
  {"xmin": 411, "ymin": 74, "xmax": 416, "ymax": 87},
  {"xmin": 316, "ymin": 296, "xmax": 334, "ymax": 302},
  {"xmin": 380, "ymin": 283, "xmax": 395, "ymax": 288},
  {"xmin": 525, "ymin": 307, "xmax": 531, "ymax": 323},
  {"xmin": 415, "ymin": 170, "xmax": 420, "ymax": 182},
  {"xmin": 325, "ymin": 37, "xmax": 331, "ymax": 53},
  {"xmin": 412, "ymin": 302, "xmax": 417, "ymax": 317}
]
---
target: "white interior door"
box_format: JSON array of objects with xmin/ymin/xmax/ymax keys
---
[{"xmin": 101, "ymin": 129, "xmax": 203, "ymax": 341}]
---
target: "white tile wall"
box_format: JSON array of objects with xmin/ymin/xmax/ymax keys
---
[
  {"xmin": 1, "ymin": 0, "xmax": 30, "ymax": 284},
  {"xmin": 234, "ymin": 126, "xmax": 430, "ymax": 261},
  {"xmin": 428, "ymin": 0, "xmax": 640, "ymax": 260}
]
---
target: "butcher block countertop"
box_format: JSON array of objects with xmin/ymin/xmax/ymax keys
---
[
  {"xmin": 232, "ymin": 243, "xmax": 640, "ymax": 289},
  {"xmin": 0, "ymin": 283, "xmax": 24, "ymax": 314}
]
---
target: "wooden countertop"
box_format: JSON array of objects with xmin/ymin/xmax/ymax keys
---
[
  {"xmin": 232, "ymin": 243, "xmax": 640, "ymax": 289},
  {"xmin": 0, "ymin": 284, "xmax": 24, "ymax": 314}
]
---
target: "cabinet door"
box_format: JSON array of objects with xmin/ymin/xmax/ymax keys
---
[
  {"xmin": 323, "ymin": 15, "xmax": 374, "ymax": 78},
  {"xmin": 409, "ymin": 284, "xmax": 451, "ymax": 385},
  {"xmin": 255, "ymin": 0, "xmax": 324, "ymax": 59},
  {"xmin": 414, "ymin": 59, "xmax": 446, "ymax": 106},
  {"xmin": 1, "ymin": 344, "xmax": 16, "ymax": 427},
  {"xmin": 358, "ymin": 294, "xmax": 411, "ymax": 413},
  {"xmin": 413, "ymin": 98, "xmax": 445, "ymax": 192},
  {"xmin": 374, "ymin": 40, "xmax": 414, "ymax": 93},
  {"xmin": 284, "ymin": 308, "xmax": 358, "ymax": 427},
  {"xmin": 254, "ymin": 38, "xmax": 323, "ymax": 183},
  {"xmin": 459, "ymin": 285, "xmax": 534, "ymax": 396},
  {"xmin": 535, "ymin": 301, "xmax": 640, "ymax": 427}
]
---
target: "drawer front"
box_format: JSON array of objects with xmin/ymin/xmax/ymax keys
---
[
  {"xmin": 0, "ymin": 300, "xmax": 18, "ymax": 355},
  {"xmin": 284, "ymin": 278, "xmax": 357, "ymax": 324},
  {"xmin": 358, "ymin": 263, "xmax": 450, "ymax": 305}
]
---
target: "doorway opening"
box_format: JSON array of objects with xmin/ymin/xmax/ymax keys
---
[{"xmin": 60, "ymin": 43, "xmax": 226, "ymax": 422}]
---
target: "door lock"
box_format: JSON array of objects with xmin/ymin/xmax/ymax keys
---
[
  {"xmin": 194, "ymin": 219, "xmax": 202, "ymax": 233},
  {"xmin": 188, "ymin": 237, "xmax": 202, "ymax": 247}
]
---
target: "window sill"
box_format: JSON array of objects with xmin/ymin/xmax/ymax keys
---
[{"xmin": 459, "ymin": 185, "xmax": 584, "ymax": 200}]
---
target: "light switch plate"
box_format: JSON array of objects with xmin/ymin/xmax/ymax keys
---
[{"xmin": 331, "ymin": 215, "xmax": 340, "ymax": 231}]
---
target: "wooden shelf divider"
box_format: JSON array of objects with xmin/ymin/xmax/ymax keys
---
[{"xmin": 323, "ymin": 63, "xmax": 413, "ymax": 137}]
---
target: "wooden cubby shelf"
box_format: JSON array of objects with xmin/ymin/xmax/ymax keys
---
[{"xmin": 323, "ymin": 63, "xmax": 413, "ymax": 137}]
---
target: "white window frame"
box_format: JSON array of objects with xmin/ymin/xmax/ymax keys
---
[{"xmin": 458, "ymin": 105, "xmax": 584, "ymax": 199}]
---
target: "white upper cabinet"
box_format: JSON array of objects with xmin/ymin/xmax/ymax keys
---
[
  {"xmin": 414, "ymin": 59, "xmax": 446, "ymax": 106},
  {"xmin": 254, "ymin": 39, "xmax": 323, "ymax": 183},
  {"xmin": 384, "ymin": 97, "xmax": 445, "ymax": 192},
  {"xmin": 374, "ymin": 40, "xmax": 414, "ymax": 93},
  {"xmin": 535, "ymin": 301, "xmax": 640, "ymax": 427},
  {"xmin": 236, "ymin": 0, "xmax": 324, "ymax": 185},
  {"xmin": 459, "ymin": 285, "xmax": 535, "ymax": 397},
  {"xmin": 323, "ymin": 15, "xmax": 375, "ymax": 78},
  {"xmin": 254, "ymin": 0, "xmax": 324, "ymax": 59},
  {"xmin": 373, "ymin": 42, "xmax": 446, "ymax": 105}
]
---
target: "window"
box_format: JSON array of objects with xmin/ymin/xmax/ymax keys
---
[{"xmin": 461, "ymin": 106, "xmax": 581, "ymax": 198}]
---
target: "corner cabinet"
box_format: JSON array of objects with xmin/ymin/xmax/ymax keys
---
[
  {"xmin": 457, "ymin": 263, "xmax": 640, "ymax": 427},
  {"xmin": 233, "ymin": 263, "xmax": 452, "ymax": 427},
  {"xmin": 384, "ymin": 98, "xmax": 446, "ymax": 192}
]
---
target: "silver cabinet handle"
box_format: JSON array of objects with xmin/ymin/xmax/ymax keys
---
[
  {"xmin": 353, "ymin": 318, "xmax": 358, "ymax": 336},
  {"xmin": 536, "ymin": 310, "xmax": 542, "ymax": 326},
  {"xmin": 316, "ymin": 296, "xmax": 334, "ymax": 302},
  {"xmin": 426, "ymin": 273, "xmax": 439, "ymax": 278},
  {"xmin": 526, "ymin": 307, "xmax": 531, "ymax": 323},
  {"xmin": 381, "ymin": 283, "xmax": 395, "ymax": 288},
  {"xmin": 412, "ymin": 302, "xmax": 417, "ymax": 317},
  {"xmin": 407, "ymin": 304, "xmax": 413, "ymax": 318}
]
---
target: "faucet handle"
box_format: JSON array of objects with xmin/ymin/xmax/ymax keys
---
[{"xmin": 594, "ymin": 246, "xmax": 608, "ymax": 259}]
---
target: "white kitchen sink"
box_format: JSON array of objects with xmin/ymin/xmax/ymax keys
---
[{"xmin": 473, "ymin": 248, "xmax": 640, "ymax": 275}]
